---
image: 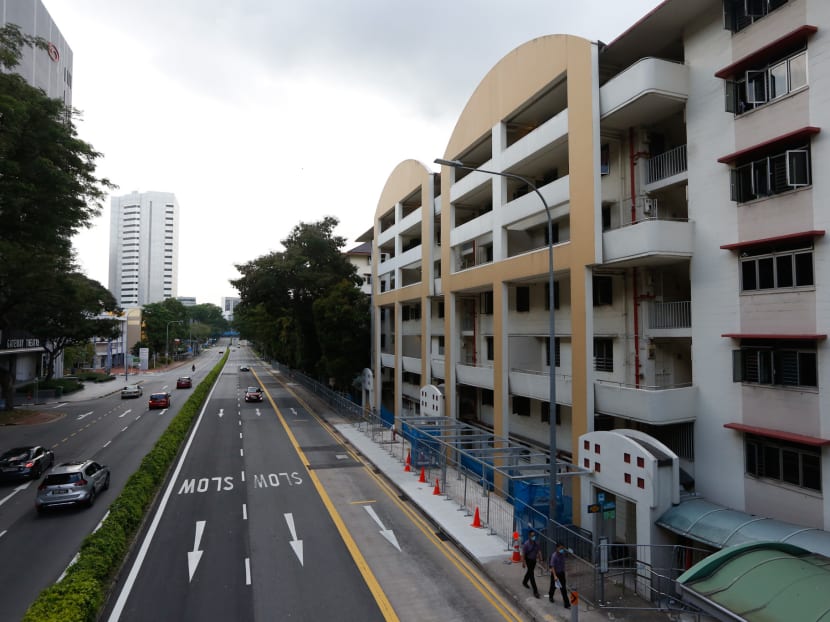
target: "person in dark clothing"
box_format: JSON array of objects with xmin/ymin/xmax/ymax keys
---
[
  {"xmin": 521, "ymin": 529, "xmax": 542, "ymax": 598},
  {"xmin": 549, "ymin": 541, "xmax": 570, "ymax": 608}
]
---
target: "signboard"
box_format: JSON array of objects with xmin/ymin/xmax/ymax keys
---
[{"xmin": 139, "ymin": 347, "xmax": 149, "ymax": 371}]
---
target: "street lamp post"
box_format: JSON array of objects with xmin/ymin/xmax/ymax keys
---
[
  {"xmin": 166, "ymin": 320, "xmax": 184, "ymax": 365},
  {"xmin": 435, "ymin": 157, "xmax": 559, "ymax": 529}
]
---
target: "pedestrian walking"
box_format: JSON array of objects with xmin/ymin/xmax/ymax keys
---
[
  {"xmin": 521, "ymin": 529, "xmax": 542, "ymax": 598},
  {"xmin": 549, "ymin": 541, "xmax": 570, "ymax": 608}
]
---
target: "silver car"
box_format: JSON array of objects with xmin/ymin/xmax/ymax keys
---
[
  {"xmin": 35, "ymin": 460, "xmax": 110, "ymax": 513},
  {"xmin": 121, "ymin": 384, "xmax": 143, "ymax": 399}
]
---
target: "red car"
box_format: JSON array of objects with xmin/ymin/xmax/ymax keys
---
[
  {"xmin": 244, "ymin": 387, "xmax": 263, "ymax": 402},
  {"xmin": 176, "ymin": 376, "xmax": 192, "ymax": 389},
  {"xmin": 148, "ymin": 392, "xmax": 171, "ymax": 409}
]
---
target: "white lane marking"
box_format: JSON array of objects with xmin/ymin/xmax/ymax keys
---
[
  {"xmin": 0, "ymin": 530, "xmax": 7, "ymax": 539},
  {"xmin": 242, "ymin": 504, "xmax": 247, "ymax": 520},
  {"xmin": 245, "ymin": 557, "xmax": 251, "ymax": 586},
  {"xmin": 119, "ymin": 410, "xmax": 131, "ymax": 418},
  {"xmin": 187, "ymin": 520, "xmax": 206, "ymax": 582},
  {"xmin": 284, "ymin": 513, "xmax": 304, "ymax": 566},
  {"xmin": 240, "ymin": 448, "xmax": 244, "ymax": 457},
  {"xmin": 0, "ymin": 482, "xmax": 31, "ymax": 508},
  {"xmin": 77, "ymin": 411, "xmax": 94, "ymax": 420},
  {"xmin": 122, "ymin": 426, "xmax": 128, "ymax": 432},
  {"xmin": 364, "ymin": 505, "xmax": 402, "ymax": 552},
  {"xmin": 51, "ymin": 403, "xmax": 66, "ymax": 409},
  {"xmin": 218, "ymin": 408, "xmax": 224, "ymax": 418},
  {"xmin": 107, "ymin": 378, "xmax": 223, "ymax": 621},
  {"xmin": 102, "ymin": 441, "xmax": 112, "ymax": 448},
  {"xmin": 135, "ymin": 415, "xmax": 141, "ymax": 421},
  {"xmin": 241, "ymin": 471, "xmax": 245, "ymax": 482},
  {"xmin": 239, "ymin": 432, "xmax": 242, "ymax": 439}
]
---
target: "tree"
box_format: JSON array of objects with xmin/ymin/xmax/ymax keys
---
[
  {"xmin": 313, "ymin": 279, "xmax": 370, "ymax": 389},
  {"xmin": 28, "ymin": 274, "xmax": 120, "ymax": 381},
  {"xmin": 232, "ymin": 217, "xmax": 364, "ymax": 377},
  {"xmin": 141, "ymin": 299, "xmax": 188, "ymax": 359},
  {"xmin": 186, "ymin": 303, "xmax": 229, "ymax": 340},
  {"xmin": 0, "ymin": 24, "xmax": 112, "ymax": 409}
]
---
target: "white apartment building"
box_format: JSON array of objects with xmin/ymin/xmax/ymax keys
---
[
  {"xmin": 0, "ymin": 0, "xmax": 72, "ymax": 105},
  {"xmin": 221, "ymin": 297, "xmax": 240, "ymax": 322},
  {"xmin": 371, "ymin": 0, "xmax": 830, "ymax": 592},
  {"xmin": 109, "ymin": 191, "xmax": 180, "ymax": 308}
]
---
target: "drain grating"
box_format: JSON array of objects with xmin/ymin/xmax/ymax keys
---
[{"xmin": 435, "ymin": 530, "xmax": 449, "ymax": 541}]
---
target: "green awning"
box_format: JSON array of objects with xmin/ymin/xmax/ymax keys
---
[
  {"xmin": 676, "ymin": 541, "xmax": 830, "ymax": 621},
  {"xmin": 657, "ymin": 498, "xmax": 830, "ymax": 558}
]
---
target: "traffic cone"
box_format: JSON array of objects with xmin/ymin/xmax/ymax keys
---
[
  {"xmin": 418, "ymin": 467, "xmax": 426, "ymax": 483},
  {"xmin": 404, "ymin": 451, "xmax": 411, "ymax": 472},
  {"xmin": 511, "ymin": 531, "xmax": 521, "ymax": 563},
  {"xmin": 471, "ymin": 507, "xmax": 482, "ymax": 528},
  {"xmin": 433, "ymin": 478, "xmax": 441, "ymax": 495}
]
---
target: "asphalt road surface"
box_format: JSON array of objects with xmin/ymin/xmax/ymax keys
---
[
  {"xmin": 0, "ymin": 347, "xmax": 226, "ymax": 622},
  {"xmin": 104, "ymin": 349, "xmax": 523, "ymax": 622}
]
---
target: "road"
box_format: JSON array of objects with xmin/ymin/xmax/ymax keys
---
[
  {"xmin": 0, "ymin": 347, "xmax": 225, "ymax": 622},
  {"xmin": 105, "ymin": 348, "xmax": 523, "ymax": 621}
]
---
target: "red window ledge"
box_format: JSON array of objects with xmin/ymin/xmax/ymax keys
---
[
  {"xmin": 724, "ymin": 422, "xmax": 830, "ymax": 447},
  {"xmin": 714, "ymin": 25, "xmax": 818, "ymax": 79},
  {"xmin": 721, "ymin": 333, "xmax": 827, "ymax": 340},
  {"xmin": 721, "ymin": 230, "xmax": 825, "ymax": 250},
  {"xmin": 718, "ymin": 127, "xmax": 820, "ymax": 164}
]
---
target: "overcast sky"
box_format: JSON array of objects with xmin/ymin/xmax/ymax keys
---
[{"xmin": 43, "ymin": 0, "xmax": 663, "ymax": 307}]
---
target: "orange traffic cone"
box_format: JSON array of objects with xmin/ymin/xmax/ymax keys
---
[
  {"xmin": 511, "ymin": 531, "xmax": 521, "ymax": 563},
  {"xmin": 471, "ymin": 507, "xmax": 482, "ymax": 528},
  {"xmin": 418, "ymin": 467, "xmax": 426, "ymax": 483},
  {"xmin": 433, "ymin": 478, "xmax": 441, "ymax": 495},
  {"xmin": 404, "ymin": 451, "xmax": 411, "ymax": 472}
]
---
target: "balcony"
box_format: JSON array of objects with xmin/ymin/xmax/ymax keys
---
[
  {"xmin": 456, "ymin": 362, "xmax": 493, "ymax": 389},
  {"xmin": 508, "ymin": 369, "xmax": 573, "ymax": 405},
  {"xmin": 645, "ymin": 144, "xmax": 687, "ymax": 191},
  {"xmin": 402, "ymin": 355, "xmax": 421, "ymax": 374},
  {"xmin": 431, "ymin": 358, "xmax": 445, "ymax": 380},
  {"xmin": 602, "ymin": 219, "xmax": 694, "ymax": 267},
  {"xmin": 380, "ymin": 352, "xmax": 395, "ymax": 368},
  {"xmin": 648, "ymin": 301, "xmax": 691, "ymax": 336},
  {"xmin": 600, "ymin": 57, "xmax": 689, "ymax": 130},
  {"xmin": 594, "ymin": 381, "xmax": 697, "ymax": 425}
]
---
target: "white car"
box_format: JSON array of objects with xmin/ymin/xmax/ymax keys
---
[{"xmin": 121, "ymin": 384, "xmax": 143, "ymax": 399}]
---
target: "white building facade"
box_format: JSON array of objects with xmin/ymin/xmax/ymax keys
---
[
  {"xmin": 109, "ymin": 191, "xmax": 180, "ymax": 308},
  {"xmin": 371, "ymin": 0, "xmax": 830, "ymax": 574}
]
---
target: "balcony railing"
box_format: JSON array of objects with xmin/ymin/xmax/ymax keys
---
[
  {"xmin": 648, "ymin": 300, "xmax": 691, "ymax": 329},
  {"xmin": 646, "ymin": 144, "xmax": 687, "ymax": 184}
]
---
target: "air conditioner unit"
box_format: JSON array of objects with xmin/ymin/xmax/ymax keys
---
[
  {"xmin": 380, "ymin": 252, "xmax": 390, "ymax": 262},
  {"xmin": 642, "ymin": 198, "xmax": 655, "ymax": 216}
]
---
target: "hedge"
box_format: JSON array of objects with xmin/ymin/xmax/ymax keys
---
[{"xmin": 22, "ymin": 351, "xmax": 230, "ymax": 622}]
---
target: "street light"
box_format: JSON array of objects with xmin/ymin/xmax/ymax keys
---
[
  {"xmin": 166, "ymin": 320, "xmax": 184, "ymax": 364},
  {"xmin": 435, "ymin": 157, "xmax": 559, "ymax": 529}
]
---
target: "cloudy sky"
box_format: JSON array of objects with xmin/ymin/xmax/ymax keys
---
[{"xmin": 43, "ymin": 0, "xmax": 662, "ymax": 307}]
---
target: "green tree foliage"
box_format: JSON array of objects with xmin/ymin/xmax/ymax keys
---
[
  {"xmin": 186, "ymin": 303, "xmax": 229, "ymax": 340},
  {"xmin": 27, "ymin": 273, "xmax": 121, "ymax": 381},
  {"xmin": 0, "ymin": 24, "xmax": 112, "ymax": 409},
  {"xmin": 232, "ymin": 217, "xmax": 368, "ymax": 387},
  {"xmin": 141, "ymin": 299, "xmax": 188, "ymax": 358},
  {"xmin": 313, "ymin": 279, "xmax": 370, "ymax": 388}
]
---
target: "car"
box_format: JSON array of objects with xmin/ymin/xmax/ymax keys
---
[
  {"xmin": 176, "ymin": 376, "xmax": 192, "ymax": 389},
  {"xmin": 0, "ymin": 446, "xmax": 55, "ymax": 481},
  {"xmin": 121, "ymin": 384, "xmax": 143, "ymax": 399},
  {"xmin": 35, "ymin": 460, "xmax": 109, "ymax": 513},
  {"xmin": 239, "ymin": 365, "xmax": 250, "ymax": 372},
  {"xmin": 244, "ymin": 386, "xmax": 263, "ymax": 402},
  {"xmin": 148, "ymin": 392, "xmax": 171, "ymax": 409}
]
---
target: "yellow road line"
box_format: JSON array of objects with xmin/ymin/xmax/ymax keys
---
[
  {"xmin": 266, "ymin": 370, "xmax": 524, "ymax": 622},
  {"xmin": 252, "ymin": 369, "xmax": 399, "ymax": 622}
]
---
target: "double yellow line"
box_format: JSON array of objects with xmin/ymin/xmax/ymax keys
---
[{"xmin": 253, "ymin": 368, "xmax": 523, "ymax": 622}]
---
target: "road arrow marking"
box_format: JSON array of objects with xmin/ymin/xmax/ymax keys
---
[
  {"xmin": 77, "ymin": 411, "xmax": 94, "ymax": 420},
  {"xmin": 0, "ymin": 481, "xmax": 31, "ymax": 508},
  {"xmin": 118, "ymin": 409, "xmax": 131, "ymax": 418},
  {"xmin": 187, "ymin": 520, "xmax": 206, "ymax": 582},
  {"xmin": 284, "ymin": 513, "xmax": 304, "ymax": 566},
  {"xmin": 364, "ymin": 506, "xmax": 401, "ymax": 551},
  {"xmin": 255, "ymin": 408, "xmax": 261, "ymax": 417},
  {"xmin": 290, "ymin": 408, "xmax": 297, "ymax": 416},
  {"xmin": 218, "ymin": 408, "xmax": 224, "ymax": 418}
]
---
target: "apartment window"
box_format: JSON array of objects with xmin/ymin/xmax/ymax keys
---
[
  {"xmin": 730, "ymin": 145, "xmax": 810, "ymax": 202},
  {"xmin": 740, "ymin": 241, "xmax": 813, "ymax": 291},
  {"xmin": 541, "ymin": 403, "xmax": 561, "ymax": 425},
  {"xmin": 513, "ymin": 396, "xmax": 530, "ymax": 417},
  {"xmin": 481, "ymin": 389, "xmax": 494, "ymax": 406},
  {"xmin": 438, "ymin": 302, "xmax": 444, "ymax": 318},
  {"xmin": 545, "ymin": 337, "xmax": 561, "ymax": 367},
  {"xmin": 593, "ymin": 276, "xmax": 613, "ymax": 306},
  {"xmin": 600, "ymin": 144, "xmax": 610, "ymax": 175},
  {"xmin": 516, "ymin": 287, "xmax": 530, "ymax": 312},
  {"xmin": 726, "ymin": 49, "xmax": 807, "ymax": 114},
  {"xmin": 745, "ymin": 434, "xmax": 821, "ymax": 491},
  {"xmin": 733, "ymin": 340, "xmax": 817, "ymax": 387},
  {"xmin": 723, "ymin": 0, "xmax": 788, "ymax": 33},
  {"xmin": 481, "ymin": 292, "xmax": 493, "ymax": 315},
  {"xmin": 594, "ymin": 338, "xmax": 614, "ymax": 372},
  {"xmin": 485, "ymin": 336, "xmax": 494, "ymax": 361},
  {"xmin": 436, "ymin": 336, "xmax": 445, "ymax": 356},
  {"xmin": 544, "ymin": 281, "xmax": 560, "ymax": 310}
]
